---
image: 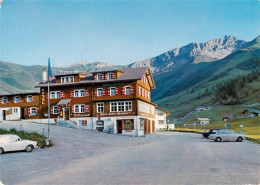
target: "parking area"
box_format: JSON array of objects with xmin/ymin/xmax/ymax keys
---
[{"xmin": 0, "ymin": 120, "xmax": 260, "ymax": 185}]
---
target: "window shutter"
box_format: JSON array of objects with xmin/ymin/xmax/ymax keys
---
[
  {"xmin": 50, "ymin": 106, "xmax": 53, "ymax": 114},
  {"xmin": 85, "ymin": 105, "xmax": 90, "ymax": 113},
  {"xmin": 102, "ymin": 73, "xmax": 105, "ymax": 80},
  {"xmin": 122, "ymin": 87, "xmax": 125, "ymax": 95},
  {"xmin": 24, "ymin": 96, "xmax": 27, "ymax": 103},
  {"xmin": 131, "ymin": 86, "xmax": 134, "ymax": 94},
  {"xmin": 0, "ymin": 98, "xmax": 1, "ymax": 104},
  {"xmin": 36, "ymin": 107, "xmax": 39, "ymax": 115},
  {"xmin": 113, "ymin": 72, "xmax": 116, "ymax": 79},
  {"xmin": 19, "ymin": 97, "xmax": 22, "ymax": 103},
  {"xmin": 94, "ymin": 89, "xmax": 97, "ymax": 97},
  {"xmin": 70, "ymin": 90, "xmax": 74, "ymax": 97},
  {"xmin": 61, "ymin": 92, "xmax": 65, "ymax": 98},
  {"xmin": 85, "ymin": 89, "xmax": 89, "ymax": 97},
  {"xmin": 103, "ymin": 89, "xmax": 106, "ymax": 96},
  {"xmin": 6, "ymin": 98, "xmax": 8, "ymax": 103},
  {"xmin": 93, "ymin": 74, "xmax": 97, "ymax": 80},
  {"xmin": 32, "ymin": 96, "xmax": 35, "ymax": 102},
  {"xmin": 58, "ymin": 107, "xmax": 61, "ymax": 114},
  {"xmin": 71, "ymin": 106, "xmax": 74, "ymax": 113},
  {"xmin": 46, "ymin": 93, "xmax": 49, "ymax": 99},
  {"xmin": 116, "ymin": 87, "xmax": 119, "ymax": 95},
  {"xmin": 27, "ymin": 108, "xmax": 31, "ymax": 115},
  {"xmin": 105, "ymin": 73, "xmax": 108, "ymax": 80},
  {"xmin": 13, "ymin": 97, "xmax": 15, "ymax": 103},
  {"xmin": 107, "ymin": 89, "xmax": 110, "ymax": 96}
]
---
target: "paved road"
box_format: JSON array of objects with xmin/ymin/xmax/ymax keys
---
[{"xmin": 0, "ymin": 121, "xmax": 259, "ymax": 185}]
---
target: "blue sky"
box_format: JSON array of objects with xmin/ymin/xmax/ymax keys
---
[{"xmin": 0, "ymin": 0, "xmax": 259, "ymax": 66}]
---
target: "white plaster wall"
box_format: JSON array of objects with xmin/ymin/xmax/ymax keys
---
[
  {"xmin": 0, "ymin": 107, "xmax": 21, "ymax": 121},
  {"xmin": 155, "ymin": 109, "xmax": 167, "ymax": 130}
]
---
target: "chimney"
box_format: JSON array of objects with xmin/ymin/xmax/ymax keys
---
[{"xmin": 42, "ymin": 68, "xmax": 47, "ymax": 82}]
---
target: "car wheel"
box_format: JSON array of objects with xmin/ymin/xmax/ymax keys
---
[
  {"xmin": 0, "ymin": 147, "xmax": 4, "ymax": 155},
  {"xmin": 215, "ymin": 137, "xmax": 221, "ymax": 142},
  {"xmin": 25, "ymin": 145, "xmax": 34, "ymax": 152},
  {"xmin": 237, "ymin": 137, "xmax": 243, "ymax": 142}
]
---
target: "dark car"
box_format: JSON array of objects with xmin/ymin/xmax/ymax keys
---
[{"xmin": 203, "ymin": 129, "xmax": 220, "ymax": 138}]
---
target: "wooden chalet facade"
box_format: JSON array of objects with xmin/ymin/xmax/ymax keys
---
[
  {"xmin": 35, "ymin": 67, "xmax": 158, "ymax": 136},
  {"xmin": 0, "ymin": 92, "xmax": 40, "ymax": 121}
]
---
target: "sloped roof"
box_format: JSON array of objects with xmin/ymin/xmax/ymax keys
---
[
  {"xmin": 35, "ymin": 67, "xmax": 156, "ymax": 89},
  {"xmin": 196, "ymin": 118, "xmax": 210, "ymax": 121},
  {"xmin": 243, "ymin": 109, "xmax": 260, "ymax": 114}
]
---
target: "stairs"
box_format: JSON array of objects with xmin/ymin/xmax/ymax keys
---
[{"xmin": 55, "ymin": 120, "xmax": 79, "ymax": 129}]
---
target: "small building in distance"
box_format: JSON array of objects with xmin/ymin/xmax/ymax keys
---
[
  {"xmin": 195, "ymin": 118, "xmax": 210, "ymax": 125},
  {"xmin": 242, "ymin": 109, "xmax": 260, "ymax": 117},
  {"xmin": 223, "ymin": 114, "xmax": 236, "ymax": 122},
  {"xmin": 155, "ymin": 107, "xmax": 170, "ymax": 131},
  {"xmin": 195, "ymin": 106, "xmax": 211, "ymax": 112}
]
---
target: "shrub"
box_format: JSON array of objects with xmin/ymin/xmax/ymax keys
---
[{"xmin": 0, "ymin": 128, "xmax": 52, "ymax": 148}]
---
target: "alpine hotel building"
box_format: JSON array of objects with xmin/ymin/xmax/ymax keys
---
[{"xmin": 0, "ymin": 67, "xmax": 169, "ymax": 136}]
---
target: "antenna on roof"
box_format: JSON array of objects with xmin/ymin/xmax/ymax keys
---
[{"xmin": 80, "ymin": 54, "xmax": 83, "ymax": 73}]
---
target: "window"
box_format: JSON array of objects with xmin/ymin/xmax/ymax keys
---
[
  {"xmin": 74, "ymin": 89, "xmax": 85, "ymax": 97},
  {"xmin": 110, "ymin": 101, "xmax": 132, "ymax": 112},
  {"xmin": 125, "ymin": 86, "xmax": 131, "ymax": 95},
  {"xmin": 13, "ymin": 108, "xmax": 18, "ymax": 114},
  {"xmin": 97, "ymin": 103, "xmax": 104, "ymax": 113},
  {"xmin": 118, "ymin": 102, "xmax": 124, "ymax": 111},
  {"xmin": 123, "ymin": 119, "xmax": 134, "ymax": 130},
  {"xmin": 27, "ymin": 96, "xmax": 32, "ymax": 102},
  {"xmin": 110, "ymin": 87, "xmax": 116, "ymax": 96},
  {"xmin": 111, "ymin": 102, "xmax": 117, "ymax": 112},
  {"xmin": 30, "ymin": 107, "xmax": 36, "ymax": 116},
  {"xmin": 158, "ymin": 113, "xmax": 164, "ymax": 116},
  {"xmin": 1, "ymin": 97, "xmax": 7, "ymax": 104},
  {"xmin": 53, "ymin": 106, "xmax": 59, "ymax": 114},
  {"xmin": 97, "ymin": 88, "xmax": 103, "ymax": 97},
  {"xmin": 125, "ymin": 101, "xmax": 132, "ymax": 111},
  {"xmin": 50, "ymin": 91, "xmax": 61, "ymax": 99},
  {"xmin": 14, "ymin": 97, "xmax": 20, "ymax": 103},
  {"xmin": 97, "ymin": 73, "xmax": 102, "ymax": 80},
  {"xmin": 74, "ymin": 104, "xmax": 85, "ymax": 113},
  {"xmin": 61, "ymin": 76, "xmax": 74, "ymax": 83},
  {"xmin": 108, "ymin": 73, "xmax": 113, "ymax": 80}
]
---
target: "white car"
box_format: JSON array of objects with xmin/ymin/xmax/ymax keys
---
[
  {"xmin": 209, "ymin": 129, "xmax": 246, "ymax": 142},
  {"xmin": 0, "ymin": 134, "xmax": 37, "ymax": 154}
]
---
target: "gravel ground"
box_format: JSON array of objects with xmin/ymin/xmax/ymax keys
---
[{"xmin": 0, "ymin": 120, "xmax": 259, "ymax": 185}]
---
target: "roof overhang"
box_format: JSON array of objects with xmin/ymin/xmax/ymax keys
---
[{"xmin": 146, "ymin": 68, "xmax": 156, "ymax": 90}]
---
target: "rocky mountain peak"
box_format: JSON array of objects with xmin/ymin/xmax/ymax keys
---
[{"xmin": 128, "ymin": 35, "xmax": 247, "ymax": 73}]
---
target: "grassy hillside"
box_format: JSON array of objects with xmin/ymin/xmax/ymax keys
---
[
  {"xmin": 0, "ymin": 61, "xmax": 43, "ymax": 94},
  {"xmin": 154, "ymin": 37, "xmax": 260, "ymax": 119}
]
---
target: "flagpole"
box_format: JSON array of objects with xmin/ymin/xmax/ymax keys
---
[{"xmin": 48, "ymin": 59, "xmax": 50, "ymax": 138}]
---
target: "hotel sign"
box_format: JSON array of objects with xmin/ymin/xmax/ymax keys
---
[{"xmin": 103, "ymin": 82, "xmax": 125, "ymax": 87}]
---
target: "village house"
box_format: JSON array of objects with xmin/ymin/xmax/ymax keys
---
[
  {"xmin": 195, "ymin": 118, "xmax": 210, "ymax": 125},
  {"xmin": 0, "ymin": 92, "xmax": 40, "ymax": 121},
  {"xmin": 223, "ymin": 114, "xmax": 236, "ymax": 122},
  {"xmin": 242, "ymin": 109, "xmax": 260, "ymax": 117},
  {"xmin": 155, "ymin": 107, "xmax": 170, "ymax": 130}
]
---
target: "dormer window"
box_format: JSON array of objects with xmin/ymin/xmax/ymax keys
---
[
  {"xmin": 97, "ymin": 73, "xmax": 102, "ymax": 81},
  {"xmin": 14, "ymin": 96, "xmax": 20, "ymax": 103},
  {"xmin": 108, "ymin": 73, "xmax": 113, "ymax": 80},
  {"xmin": 1, "ymin": 97, "xmax": 7, "ymax": 104},
  {"xmin": 61, "ymin": 76, "xmax": 74, "ymax": 83}
]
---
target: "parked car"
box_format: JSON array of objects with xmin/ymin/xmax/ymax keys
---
[
  {"xmin": 209, "ymin": 129, "xmax": 246, "ymax": 142},
  {"xmin": 203, "ymin": 129, "xmax": 220, "ymax": 138},
  {"xmin": 0, "ymin": 134, "xmax": 37, "ymax": 154}
]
